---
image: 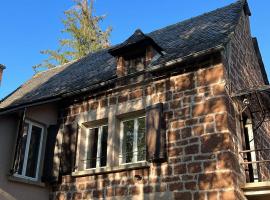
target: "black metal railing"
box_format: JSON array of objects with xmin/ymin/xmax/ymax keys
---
[{"xmin": 239, "ymin": 148, "xmax": 270, "ymax": 183}]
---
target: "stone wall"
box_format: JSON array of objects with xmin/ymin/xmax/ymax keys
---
[
  {"xmin": 226, "ymin": 10, "xmax": 270, "ymax": 183},
  {"xmin": 49, "ymin": 9, "xmax": 270, "ymax": 200},
  {"xmin": 51, "ymin": 53, "xmax": 245, "ymax": 200}
]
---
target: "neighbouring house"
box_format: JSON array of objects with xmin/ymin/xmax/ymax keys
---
[{"xmin": 0, "ymin": 1, "xmax": 270, "ymax": 200}]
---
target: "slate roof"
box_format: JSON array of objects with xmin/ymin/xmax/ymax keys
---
[{"xmin": 0, "ymin": 0, "xmax": 247, "ymax": 110}]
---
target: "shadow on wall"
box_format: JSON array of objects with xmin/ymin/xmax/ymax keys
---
[{"xmin": 0, "ymin": 188, "xmax": 16, "ymax": 200}]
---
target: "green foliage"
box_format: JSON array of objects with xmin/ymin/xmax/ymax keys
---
[{"xmin": 33, "ymin": 0, "xmax": 111, "ymax": 71}]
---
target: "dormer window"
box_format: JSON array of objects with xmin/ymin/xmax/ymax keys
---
[
  {"xmin": 109, "ymin": 29, "xmax": 163, "ymax": 77},
  {"xmin": 124, "ymin": 50, "xmax": 146, "ymax": 74}
]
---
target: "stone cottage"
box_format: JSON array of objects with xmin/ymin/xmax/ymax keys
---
[{"xmin": 0, "ymin": 1, "xmax": 270, "ymax": 199}]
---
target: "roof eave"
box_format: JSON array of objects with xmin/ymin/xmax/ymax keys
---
[{"xmin": 0, "ymin": 45, "xmax": 225, "ymax": 115}]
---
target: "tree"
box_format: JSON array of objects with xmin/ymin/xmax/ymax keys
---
[{"xmin": 33, "ymin": 0, "xmax": 111, "ymax": 71}]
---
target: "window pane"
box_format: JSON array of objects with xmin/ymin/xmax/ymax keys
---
[
  {"xmin": 100, "ymin": 126, "xmax": 108, "ymax": 167},
  {"xmin": 137, "ymin": 117, "xmax": 146, "ymax": 161},
  {"xmin": 15, "ymin": 123, "xmax": 29, "ymax": 175},
  {"xmin": 123, "ymin": 120, "xmax": 134, "ymax": 163},
  {"xmin": 86, "ymin": 128, "xmax": 98, "ymax": 169},
  {"xmin": 25, "ymin": 125, "xmax": 42, "ymax": 178}
]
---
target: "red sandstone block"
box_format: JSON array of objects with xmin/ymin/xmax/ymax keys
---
[
  {"xmin": 203, "ymin": 161, "xmax": 217, "ymax": 173},
  {"xmin": 164, "ymin": 111, "xmax": 174, "ymax": 121},
  {"xmin": 197, "ymin": 65, "xmax": 224, "ymax": 86},
  {"xmin": 156, "ymin": 82, "xmax": 165, "ymax": 93},
  {"xmin": 60, "ymin": 185, "xmax": 69, "ymax": 191},
  {"xmin": 56, "ymin": 193, "xmax": 65, "ymax": 200},
  {"xmin": 72, "ymin": 192, "xmax": 82, "ymax": 200},
  {"xmin": 171, "ymin": 120, "xmax": 185, "ymax": 129},
  {"xmin": 220, "ymin": 190, "xmax": 236, "ymax": 200},
  {"xmin": 100, "ymin": 98, "xmax": 108, "ymax": 107},
  {"xmin": 162, "ymin": 176, "xmax": 180, "ymax": 182},
  {"xmin": 174, "ymin": 164, "xmax": 187, "ymax": 175},
  {"xmin": 215, "ymin": 113, "xmax": 228, "ymax": 131},
  {"xmin": 174, "ymin": 192, "xmax": 192, "ymax": 200},
  {"xmin": 174, "ymin": 73, "xmax": 194, "ymax": 91},
  {"xmin": 201, "ymin": 132, "xmax": 234, "ymax": 153},
  {"xmin": 185, "ymin": 118, "xmax": 199, "ymax": 126},
  {"xmin": 199, "ymin": 115, "xmax": 214, "ymax": 123},
  {"xmin": 78, "ymin": 183, "xmax": 85, "ymax": 190},
  {"xmin": 86, "ymin": 182, "xmax": 97, "ymax": 190},
  {"xmin": 168, "ymin": 130, "xmax": 181, "ymax": 142},
  {"xmin": 115, "ymin": 187, "xmax": 127, "ymax": 196},
  {"xmin": 198, "ymin": 86, "xmax": 211, "ymax": 94},
  {"xmin": 181, "ymin": 127, "xmax": 192, "ymax": 139},
  {"xmin": 110, "ymin": 179, "xmax": 121, "ymax": 186},
  {"xmin": 205, "ymin": 123, "xmax": 215, "ymax": 133},
  {"xmin": 173, "ymin": 92, "xmax": 184, "ymax": 100},
  {"xmin": 174, "ymin": 107, "xmax": 190, "ymax": 119},
  {"xmin": 185, "ymin": 181, "xmax": 197, "ymax": 190},
  {"xmin": 185, "ymin": 144, "xmax": 199, "ymax": 155},
  {"xmin": 198, "ymin": 172, "xmax": 236, "ymax": 190},
  {"xmin": 145, "ymin": 85, "xmax": 155, "ymax": 96},
  {"xmin": 166, "ymin": 91, "xmax": 173, "ymax": 101},
  {"xmin": 189, "ymin": 137, "xmax": 199, "ymax": 144},
  {"xmin": 194, "ymin": 95, "xmax": 204, "ymax": 103},
  {"xmin": 129, "ymin": 186, "xmax": 140, "ymax": 195},
  {"xmin": 217, "ymin": 151, "xmax": 240, "ymax": 173},
  {"xmin": 143, "ymin": 185, "xmax": 153, "ymax": 193},
  {"xmin": 212, "ymin": 83, "xmax": 225, "ymax": 95},
  {"xmin": 89, "ymin": 101, "xmax": 98, "ymax": 110},
  {"xmin": 181, "ymin": 175, "xmax": 194, "ymax": 181},
  {"xmin": 192, "ymin": 97, "xmax": 228, "ymax": 117},
  {"xmin": 184, "ymin": 89, "xmax": 197, "ymax": 96},
  {"xmin": 109, "ymin": 96, "xmax": 117, "ymax": 105},
  {"xmin": 155, "ymin": 184, "xmax": 167, "ymax": 192},
  {"xmin": 193, "ymin": 192, "xmax": 206, "ymax": 200},
  {"xmin": 194, "ymin": 154, "xmax": 215, "ymax": 161},
  {"xmin": 170, "ymin": 100, "xmax": 181, "ymax": 109},
  {"xmin": 193, "ymin": 125, "xmax": 204, "ymax": 136},
  {"xmin": 182, "ymin": 96, "xmax": 192, "ymax": 106},
  {"xmin": 168, "ymin": 147, "xmax": 183, "ymax": 157},
  {"xmin": 169, "ymin": 182, "xmax": 183, "ymax": 191},
  {"xmin": 208, "ymin": 191, "xmax": 218, "ymax": 200},
  {"xmin": 187, "ymin": 162, "xmax": 202, "ymax": 173},
  {"xmin": 129, "ymin": 89, "xmax": 143, "ymax": 100},
  {"xmin": 118, "ymin": 94, "xmax": 128, "ymax": 103},
  {"xmin": 106, "ymin": 187, "xmax": 114, "ymax": 197},
  {"xmin": 80, "ymin": 103, "xmax": 89, "ymax": 112},
  {"xmin": 93, "ymin": 190, "xmax": 103, "ymax": 198}
]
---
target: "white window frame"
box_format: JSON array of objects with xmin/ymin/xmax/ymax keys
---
[
  {"xmin": 14, "ymin": 120, "xmax": 44, "ymax": 181},
  {"xmin": 84, "ymin": 125, "xmax": 108, "ymax": 170},
  {"xmin": 119, "ymin": 116, "xmax": 146, "ymax": 165},
  {"xmin": 245, "ymin": 122, "xmax": 259, "ymax": 182}
]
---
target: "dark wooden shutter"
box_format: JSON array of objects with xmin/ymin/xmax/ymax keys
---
[
  {"xmin": 10, "ymin": 110, "xmax": 26, "ymax": 175},
  {"xmin": 77, "ymin": 125, "xmax": 87, "ymax": 171},
  {"xmin": 60, "ymin": 123, "xmax": 78, "ymax": 175},
  {"xmin": 146, "ymin": 103, "xmax": 166, "ymax": 162},
  {"xmin": 42, "ymin": 125, "xmax": 60, "ymax": 183}
]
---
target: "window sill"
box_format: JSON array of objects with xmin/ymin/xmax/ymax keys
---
[
  {"xmin": 72, "ymin": 161, "xmax": 150, "ymax": 177},
  {"xmin": 8, "ymin": 175, "xmax": 45, "ymax": 188}
]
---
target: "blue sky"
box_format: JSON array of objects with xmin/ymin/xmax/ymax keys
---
[{"xmin": 0, "ymin": 0, "xmax": 269, "ymax": 99}]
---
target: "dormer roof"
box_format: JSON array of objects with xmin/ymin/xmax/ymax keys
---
[{"xmin": 108, "ymin": 29, "xmax": 163, "ymax": 57}]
